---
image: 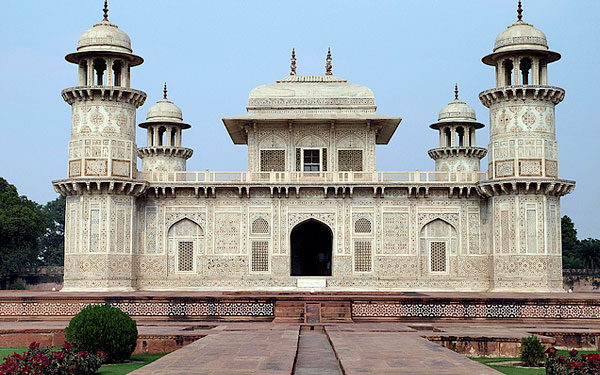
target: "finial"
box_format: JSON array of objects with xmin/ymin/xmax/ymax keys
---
[
  {"xmin": 290, "ymin": 48, "xmax": 296, "ymax": 75},
  {"xmin": 454, "ymin": 83, "xmax": 459, "ymax": 100},
  {"xmin": 325, "ymin": 47, "xmax": 332, "ymax": 75},
  {"xmin": 517, "ymin": 0, "xmax": 523, "ymax": 21},
  {"xmin": 103, "ymin": 0, "xmax": 109, "ymax": 21},
  {"xmin": 163, "ymin": 82, "xmax": 168, "ymax": 99}
]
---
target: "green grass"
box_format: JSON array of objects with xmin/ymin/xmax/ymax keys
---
[
  {"xmin": 471, "ymin": 350, "xmax": 600, "ymax": 375},
  {"xmin": 97, "ymin": 353, "xmax": 166, "ymax": 374},
  {"xmin": 1, "ymin": 347, "xmax": 166, "ymax": 375}
]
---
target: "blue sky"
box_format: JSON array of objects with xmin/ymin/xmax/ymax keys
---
[{"xmin": 1, "ymin": 1, "xmax": 598, "ymax": 238}]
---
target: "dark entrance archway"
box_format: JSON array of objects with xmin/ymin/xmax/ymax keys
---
[{"xmin": 290, "ymin": 219, "xmax": 333, "ymax": 276}]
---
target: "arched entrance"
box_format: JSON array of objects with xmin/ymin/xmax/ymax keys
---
[{"xmin": 290, "ymin": 219, "xmax": 333, "ymax": 276}]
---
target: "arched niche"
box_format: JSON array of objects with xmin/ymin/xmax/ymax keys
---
[
  {"xmin": 419, "ymin": 219, "xmax": 457, "ymax": 274},
  {"xmin": 290, "ymin": 219, "xmax": 333, "ymax": 276}
]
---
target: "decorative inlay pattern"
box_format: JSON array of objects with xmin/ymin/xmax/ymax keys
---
[
  {"xmin": 353, "ymin": 302, "xmax": 600, "ymax": 319},
  {"xmin": 0, "ymin": 302, "xmax": 273, "ymax": 317}
]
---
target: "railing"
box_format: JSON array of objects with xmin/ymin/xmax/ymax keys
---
[{"xmin": 139, "ymin": 171, "xmax": 488, "ymax": 184}]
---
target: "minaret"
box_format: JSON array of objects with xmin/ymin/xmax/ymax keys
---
[
  {"xmin": 428, "ymin": 84, "xmax": 487, "ymax": 173},
  {"xmin": 138, "ymin": 84, "xmax": 193, "ymax": 173},
  {"xmin": 478, "ymin": 2, "xmax": 574, "ymax": 291},
  {"xmin": 53, "ymin": 1, "xmax": 147, "ymax": 291}
]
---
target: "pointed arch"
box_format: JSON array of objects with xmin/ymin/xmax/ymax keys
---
[
  {"xmin": 419, "ymin": 218, "xmax": 457, "ymax": 274},
  {"xmin": 290, "ymin": 218, "xmax": 333, "ymax": 276},
  {"xmin": 167, "ymin": 218, "xmax": 204, "ymax": 273}
]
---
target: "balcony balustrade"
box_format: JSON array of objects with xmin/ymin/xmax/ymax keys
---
[{"xmin": 138, "ymin": 170, "xmax": 488, "ymax": 184}]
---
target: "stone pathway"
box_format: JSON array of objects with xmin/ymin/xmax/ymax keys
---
[
  {"xmin": 293, "ymin": 326, "xmax": 342, "ymax": 375},
  {"xmin": 130, "ymin": 325, "xmax": 299, "ymax": 375},
  {"xmin": 326, "ymin": 325, "xmax": 500, "ymax": 375},
  {"xmin": 131, "ymin": 323, "xmax": 502, "ymax": 374}
]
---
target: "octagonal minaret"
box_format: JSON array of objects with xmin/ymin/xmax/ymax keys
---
[
  {"xmin": 478, "ymin": 2, "xmax": 574, "ymax": 292},
  {"xmin": 138, "ymin": 84, "xmax": 193, "ymax": 172},
  {"xmin": 428, "ymin": 85, "xmax": 487, "ymax": 172},
  {"xmin": 479, "ymin": 3, "xmax": 564, "ymax": 179},
  {"xmin": 53, "ymin": 2, "xmax": 147, "ymax": 291}
]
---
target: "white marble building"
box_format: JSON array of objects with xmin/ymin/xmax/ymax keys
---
[{"xmin": 53, "ymin": 3, "xmax": 574, "ymax": 292}]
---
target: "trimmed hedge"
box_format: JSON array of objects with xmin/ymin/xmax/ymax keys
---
[{"xmin": 65, "ymin": 304, "xmax": 138, "ymax": 363}]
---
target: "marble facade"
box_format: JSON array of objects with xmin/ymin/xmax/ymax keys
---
[{"xmin": 53, "ymin": 4, "xmax": 574, "ymax": 292}]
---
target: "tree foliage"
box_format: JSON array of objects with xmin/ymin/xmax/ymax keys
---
[
  {"xmin": 40, "ymin": 195, "xmax": 66, "ymax": 266},
  {"xmin": 0, "ymin": 178, "xmax": 46, "ymax": 288},
  {"xmin": 561, "ymin": 215, "xmax": 600, "ymax": 269}
]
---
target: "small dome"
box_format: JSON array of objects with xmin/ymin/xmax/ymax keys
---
[
  {"xmin": 437, "ymin": 99, "xmax": 477, "ymax": 123},
  {"xmin": 77, "ymin": 20, "xmax": 132, "ymax": 54},
  {"xmin": 493, "ymin": 20, "xmax": 548, "ymax": 54},
  {"xmin": 146, "ymin": 99, "xmax": 183, "ymax": 123}
]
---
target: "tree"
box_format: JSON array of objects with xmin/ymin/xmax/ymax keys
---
[
  {"xmin": 561, "ymin": 215, "xmax": 582, "ymax": 269},
  {"xmin": 578, "ymin": 239, "xmax": 600, "ymax": 269},
  {"xmin": 39, "ymin": 195, "xmax": 65, "ymax": 266},
  {"xmin": 0, "ymin": 178, "xmax": 46, "ymax": 288}
]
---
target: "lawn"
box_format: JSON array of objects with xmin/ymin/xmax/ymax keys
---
[
  {"xmin": 471, "ymin": 349, "xmax": 600, "ymax": 375},
  {"xmin": 1, "ymin": 347, "xmax": 166, "ymax": 374}
]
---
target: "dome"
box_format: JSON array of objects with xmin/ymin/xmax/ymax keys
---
[
  {"xmin": 437, "ymin": 99, "xmax": 477, "ymax": 123},
  {"xmin": 77, "ymin": 20, "xmax": 132, "ymax": 54},
  {"xmin": 493, "ymin": 21, "xmax": 548, "ymax": 54},
  {"xmin": 482, "ymin": 20, "xmax": 560, "ymax": 66},
  {"xmin": 247, "ymin": 75, "xmax": 376, "ymax": 112},
  {"xmin": 139, "ymin": 96, "xmax": 191, "ymax": 129},
  {"xmin": 65, "ymin": 18, "xmax": 143, "ymax": 66},
  {"xmin": 147, "ymin": 99, "xmax": 183, "ymax": 122},
  {"xmin": 430, "ymin": 95, "xmax": 484, "ymax": 130}
]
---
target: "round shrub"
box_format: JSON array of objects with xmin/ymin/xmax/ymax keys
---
[
  {"xmin": 520, "ymin": 334, "xmax": 544, "ymax": 367},
  {"xmin": 65, "ymin": 304, "xmax": 138, "ymax": 363}
]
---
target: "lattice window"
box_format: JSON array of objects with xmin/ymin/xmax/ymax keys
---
[
  {"xmin": 354, "ymin": 240, "xmax": 372, "ymax": 272},
  {"xmin": 260, "ymin": 149, "xmax": 285, "ymax": 172},
  {"xmin": 338, "ymin": 150, "xmax": 363, "ymax": 171},
  {"xmin": 354, "ymin": 217, "xmax": 372, "ymax": 234},
  {"xmin": 177, "ymin": 241, "xmax": 194, "ymax": 272},
  {"xmin": 251, "ymin": 241, "xmax": 269, "ymax": 272},
  {"xmin": 251, "ymin": 217, "xmax": 269, "ymax": 234},
  {"xmin": 322, "ymin": 148, "xmax": 327, "ymax": 171},
  {"xmin": 430, "ymin": 241, "xmax": 447, "ymax": 273}
]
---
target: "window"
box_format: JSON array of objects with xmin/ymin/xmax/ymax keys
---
[
  {"xmin": 430, "ymin": 241, "xmax": 447, "ymax": 273},
  {"xmin": 177, "ymin": 241, "xmax": 194, "ymax": 272},
  {"xmin": 251, "ymin": 218, "xmax": 269, "ymax": 234},
  {"xmin": 251, "ymin": 240, "xmax": 269, "ymax": 272},
  {"xmin": 354, "ymin": 240, "xmax": 372, "ymax": 272},
  {"xmin": 338, "ymin": 150, "xmax": 363, "ymax": 171},
  {"xmin": 260, "ymin": 149, "xmax": 285, "ymax": 171},
  {"xmin": 354, "ymin": 217, "xmax": 372, "ymax": 233},
  {"xmin": 303, "ymin": 149, "xmax": 320, "ymax": 171}
]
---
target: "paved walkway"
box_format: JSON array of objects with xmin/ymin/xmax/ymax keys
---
[
  {"xmin": 293, "ymin": 326, "xmax": 342, "ymax": 375},
  {"xmin": 131, "ymin": 323, "xmax": 501, "ymax": 375},
  {"xmin": 326, "ymin": 325, "xmax": 500, "ymax": 375},
  {"xmin": 131, "ymin": 325, "xmax": 299, "ymax": 375}
]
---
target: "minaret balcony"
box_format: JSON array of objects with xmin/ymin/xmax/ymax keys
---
[
  {"xmin": 138, "ymin": 146, "xmax": 193, "ymax": 159},
  {"xmin": 61, "ymin": 86, "xmax": 146, "ymax": 107},
  {"xmin": 428, "ymin": 147, "xmax": 487, "ymax": 160},
  {"xmin": 479, "ymin": 85, "xmax": 564, "ymax": 107}
]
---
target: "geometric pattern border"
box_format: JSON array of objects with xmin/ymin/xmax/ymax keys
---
[
  {"xmin": 0, "ymin": 302, "xmax": 274, "ymax": 317},
  {"xmin": 352, "ymin": 303, "xmax": 600, "ymax": 319}
]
